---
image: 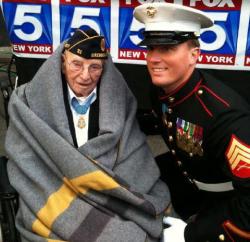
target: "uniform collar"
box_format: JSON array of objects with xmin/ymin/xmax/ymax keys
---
[{"xmin": 159, "ymin": 69, "xmax": 202, "ymax": 107}]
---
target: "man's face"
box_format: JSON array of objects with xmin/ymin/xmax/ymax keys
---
[
  {"xmin": 62, "ymin": 50, "xmax": 103, "ymax": 97},
  {"xmin": 146, "ymin": 41, "xmax": 199, "ymax": 93}
]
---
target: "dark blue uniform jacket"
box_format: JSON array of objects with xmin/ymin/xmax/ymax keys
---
[{"xmin": 156, "ymin": 69, "xmax": 250, "ymax": 242}]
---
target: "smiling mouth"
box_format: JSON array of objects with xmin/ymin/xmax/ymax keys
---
[
  {"xmin": 77, "ymin": 82, "xmax": 92, "ymax": 86},
  {"xmin": 152, "ymin": 67, "xmax": 167, "ymax": 73}
]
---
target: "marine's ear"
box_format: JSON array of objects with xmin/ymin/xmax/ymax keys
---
[{"xmin": 190, "ymin": 47, "xmax": 200, "ymax": 64}]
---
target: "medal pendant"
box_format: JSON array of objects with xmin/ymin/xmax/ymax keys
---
[{"xmin": 77, "ymin": 116, "xmax": 86, "ymax": 129}]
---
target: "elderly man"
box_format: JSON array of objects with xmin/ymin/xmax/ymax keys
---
[
  {"xmin": 134, "ymin": 2, "xmax": 250, "ymax": 242},
  {"xmin": 5, "ymin": 27, "xmax": 170, "ymax": 241}
]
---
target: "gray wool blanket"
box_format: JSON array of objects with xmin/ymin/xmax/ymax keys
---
[{"xmin": 5, "ymin": 44, "xmax": 170, "ymax": 242}]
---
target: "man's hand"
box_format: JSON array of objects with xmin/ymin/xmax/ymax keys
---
[{"xmin": 163, "ymin": 216, "xmax": 187, "ymax": 242}]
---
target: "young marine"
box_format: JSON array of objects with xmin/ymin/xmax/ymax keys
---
[{"xmin": 134, "ymin": 3, "xmax": 250, "ymax": 242}]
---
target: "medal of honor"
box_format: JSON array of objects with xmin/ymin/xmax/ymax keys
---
[
  {"xmin": 71, "ymin": 92, "xmax": 96, "ymax": 130},
  {"xmin": 77, "ymin": 116, "xmax": 86, "ymax": 129}
]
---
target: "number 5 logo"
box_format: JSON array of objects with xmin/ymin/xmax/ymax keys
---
[
  {"xmin": 129, "ymin": 17, "xmax": 144, "ymax": 46},
  {"xmin": 200, "ymin": 12, "xmax": 228, "ymax": 51},
  {"xmin": 14, "ymin": 5, "xmax": 43, "ymax": 41},
  {"xmin": 71, "ymin": 7, "xmax": 101, "ymax": 34}
]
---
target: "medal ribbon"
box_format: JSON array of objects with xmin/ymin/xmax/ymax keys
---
[{"xmin": 71, "ymin": 92, "xmax": 96, "ymax": 115}]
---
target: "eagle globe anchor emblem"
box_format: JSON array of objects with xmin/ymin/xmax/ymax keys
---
[{"xmin": 146, "ymin": 6, "xmax": 157, "ymax": 18}]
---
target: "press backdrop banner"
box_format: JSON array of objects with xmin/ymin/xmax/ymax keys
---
[{"xmin": 1, "ymin": 0, "xmax": 250, "ymax": 70}]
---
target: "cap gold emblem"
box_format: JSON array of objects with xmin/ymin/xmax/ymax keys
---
[
  {"xmin": 100, "ymin": 38, "xmax": 105, "ymax": 52},
  {"xmin": 64, "ymin": 43, "xmax": 70, "ymax": 48},
  {"xmin": 146, "ymin": 6, "xmax": 157, "ymax": 18}
]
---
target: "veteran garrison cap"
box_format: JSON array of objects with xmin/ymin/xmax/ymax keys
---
[
  {"xmin": 64, "ymin": 27, "xmax": 107, "ymax": 59},
  {"xmin": 133, "ymin": 2, "xmax": 213, "ymax": 46}
]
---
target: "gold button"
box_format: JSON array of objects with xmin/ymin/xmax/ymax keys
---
[
  {"xmin": 177, "ymin": 160, "xmax": 182, "ymax": 166},
  {"xmin": 167, "ymin": 122, "xmax": 173, "ymax": 128},
  {"xmin": 171, "ymin": 149, "xmax": 176, "ymax": 155},
  {"xmin": 168, "ymin": 136, "xmax": 173, "ymax": 142},
  {"xmin": 197, "ymin": 89, "xmax": 203, "ymax": 95},
  {"xmin": 168, "ymin": 96, "xmax": 175, "ymax": 103},
  {"xmin": 219, "ymin": 234, "xmax": 225, "ymax": 241},
  {"xmin": 189, "ymin": 152, "xmax": 193, "ymax": 157},
  {"xmin": 168, "ymin": 108, "xmax": 173, "ymax": 114}
]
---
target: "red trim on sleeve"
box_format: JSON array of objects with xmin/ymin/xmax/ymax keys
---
[{"xmin": 223, "ymin": 220, "xmax": 250, "ymax": 241}]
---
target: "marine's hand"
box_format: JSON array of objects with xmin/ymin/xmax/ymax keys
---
[{"xmin": 163, "ymin": 216, "xmax": 187, "ymax": 242}]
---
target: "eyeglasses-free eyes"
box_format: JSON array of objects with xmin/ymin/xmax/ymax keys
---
[{"xmin": 65, "ymin": 57, "xmax": 103, "ymax": 76}]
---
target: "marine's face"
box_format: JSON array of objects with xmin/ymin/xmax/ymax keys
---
[
  {"xmin": 62, "ymin": 50, "xmax": 103, "ymax": 97},
  {"xmin": 146, "ymin": 41, "xmax": 199, "ymax": 93}
]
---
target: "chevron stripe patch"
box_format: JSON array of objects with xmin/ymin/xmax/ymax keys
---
[{"xmin": 226, "ymin": 134, "xmax": 250, "ymax": 178}]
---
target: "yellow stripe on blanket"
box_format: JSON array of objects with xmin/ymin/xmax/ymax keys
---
[
  {"xmin": 32, "ymin": 170, "xmax": 120, "ymax": 237},
  {"xmin": 71, "ymin": 170, "xmax": 120, "ymax": 193},
  {"xmin": 47, "ymin": 239, "xmax": 67, "ymax": 242},
  {"xmin": 32, "ymin": 184, "xmax": 76, "ymax": 237}
]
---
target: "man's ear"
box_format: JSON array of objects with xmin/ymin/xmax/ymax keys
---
[{"xmin": 190, "ymin": 47, "xmax": 200, "ymax": 64}]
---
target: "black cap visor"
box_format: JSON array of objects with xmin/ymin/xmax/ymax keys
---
[{"xmin": 138, "ymin": 31, "xmax": 198, "ymax": 46}]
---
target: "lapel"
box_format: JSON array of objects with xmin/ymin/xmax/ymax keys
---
[{"xmin": 88, "ymin": 93, "xmax": 99, "ymax": 140}]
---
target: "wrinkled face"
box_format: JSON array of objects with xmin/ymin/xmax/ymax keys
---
[
  {"xmin": 146, "ymin": 41, "xmax": 199, "ymax": 93},
  {"xmin": 62, "ymin": 50, "xmax": 103, "ymax": 97}
]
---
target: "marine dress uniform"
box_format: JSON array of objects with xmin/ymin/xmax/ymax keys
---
[
  {"xmin": 156, "ymin": 69, "xmax": 250, "ymax": 242},
  {"xmin": 133, "ymin": 2, "xmax": 250, "ymax": 242}
]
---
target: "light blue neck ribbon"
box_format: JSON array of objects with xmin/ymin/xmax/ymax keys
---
[{"xmin": 71, "ymin": 92, "xmax": 96, "ymax": 115}]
